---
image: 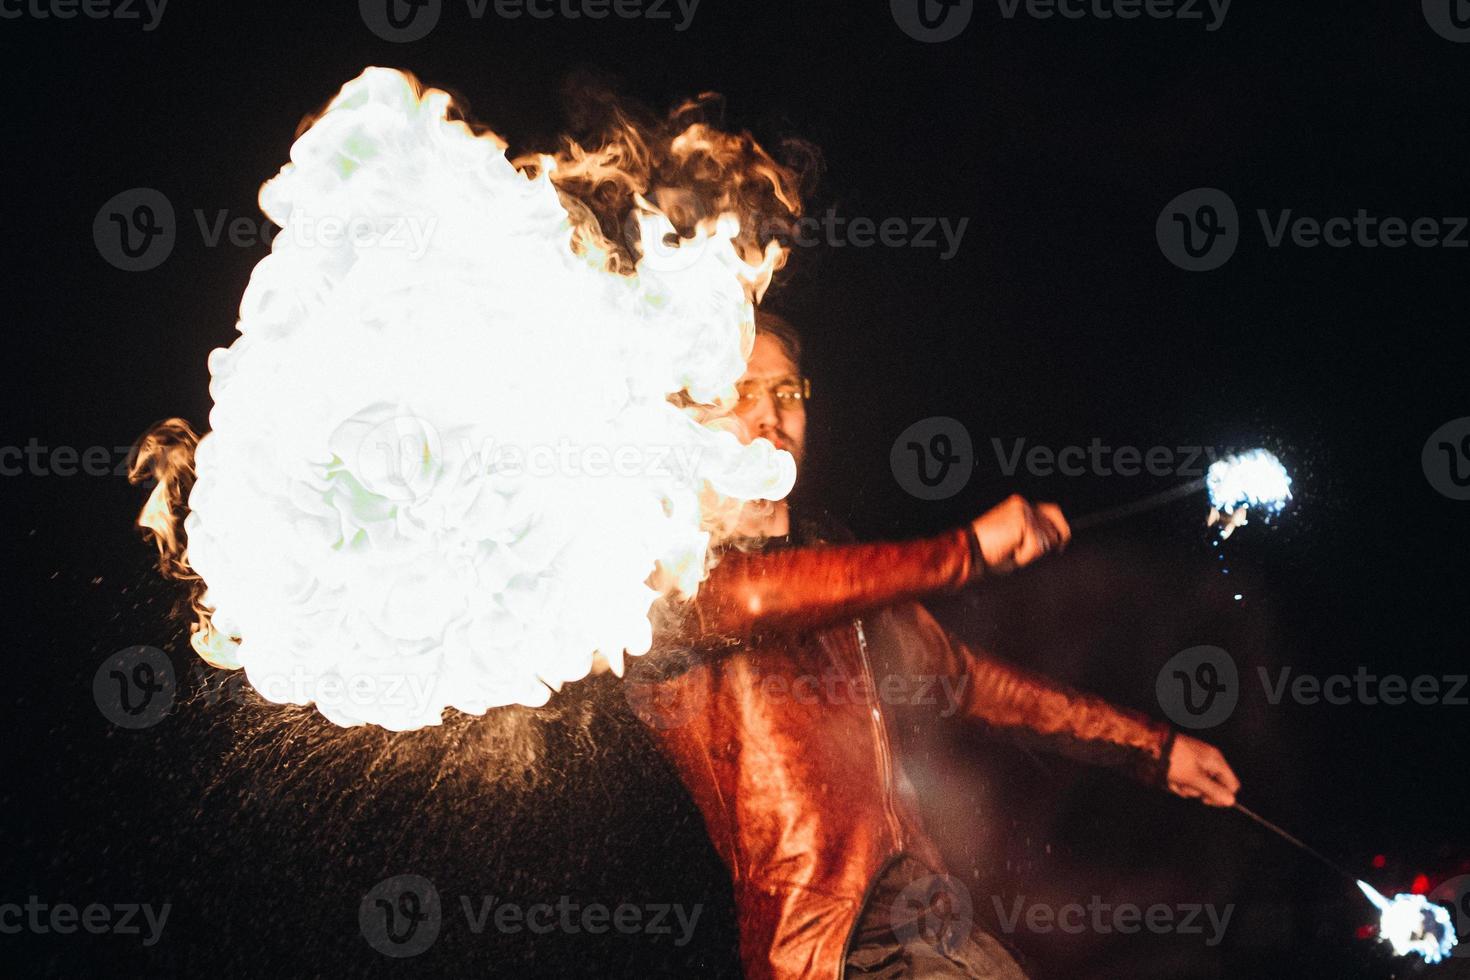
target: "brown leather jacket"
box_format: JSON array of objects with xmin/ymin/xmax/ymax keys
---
[{"xmin": 633, "ymin": 514, "xmax": 1176, "ymax": 980}]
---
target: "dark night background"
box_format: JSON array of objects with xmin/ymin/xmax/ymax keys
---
[{"xmin": 4, "ymin": 1, "xmax": 1469, "ymax": 977}]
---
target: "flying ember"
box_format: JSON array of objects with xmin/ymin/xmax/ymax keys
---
[
  {"xmin": 1357, "ymin": 880, "xmax": 1458, "ymax": 964},
  {"xmin": 162, "ymin": 68, "xmax": 797, "ymax": 730}
]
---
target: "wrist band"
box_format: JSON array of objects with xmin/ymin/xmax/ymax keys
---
[
  {"xmin": 965, "ymin": 525, "xmax": 986, "ymax": 583},
  {"xmin": 1155, "ymin": 728, "xmax": 1179, "ymax": 786}
]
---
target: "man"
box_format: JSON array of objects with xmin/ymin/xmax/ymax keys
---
[{"xmin": 631, "ymin": 310, "xmax": 1241, "ymax": 979}]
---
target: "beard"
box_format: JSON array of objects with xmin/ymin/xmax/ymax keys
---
[{"xmin": 760, "ymin": 428, "xmax": 804, "ymax": 470}]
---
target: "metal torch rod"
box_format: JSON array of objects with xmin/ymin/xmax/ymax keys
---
[
  {"xmin": 1070, "ymin": 477, "xmax": 1208, "ymax": 532},
  {"xmin": 1232, "ymin": 802, "xmax": 1358, "ymax": 883}
]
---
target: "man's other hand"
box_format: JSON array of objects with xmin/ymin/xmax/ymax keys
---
[
  {"xmin": 971, "ymin": 495, "xmax": 1071, "ymax": 573},
  {"xmin": 1166, "ymin": 734, "xmax": 1241, "ymax": 807}
]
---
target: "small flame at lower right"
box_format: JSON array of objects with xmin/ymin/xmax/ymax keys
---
[{"xmin": 1357, "ymin": 879, "xmax": 1458, "ymax": 964}]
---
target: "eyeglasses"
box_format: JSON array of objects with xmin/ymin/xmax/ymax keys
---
[{"xmin": 734, "ymin": 376, "xmax": 811, "ymax": 410}]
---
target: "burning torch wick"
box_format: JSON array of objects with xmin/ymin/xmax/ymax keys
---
[
  {"xmin": 1232, "ymin": 803, "xmax": 1459, "ymax": 963},
  {"xmin": 1070, "ymin": 449, "xmax": 1293, "ymax": 534}
]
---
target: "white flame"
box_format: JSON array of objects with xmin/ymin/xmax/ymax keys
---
[
  {"xmin": 183, "ymin": 68, "xmax": 794, "ymax": 730},
  {"xmin": 1206, "ymin": 449, "xmax": 1293, "ymax": 524},
  {"xmin": 1357, "ymin": 880, "xmax": 1459, "ymax": 964}
]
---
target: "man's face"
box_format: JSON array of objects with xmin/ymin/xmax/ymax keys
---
[{"xmin": 732, "ymin": 333, "xmax": 807, "ymax": 471}]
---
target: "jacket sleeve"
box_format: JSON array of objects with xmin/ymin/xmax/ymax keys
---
[
  {"xmin": 654, "ymin": 527, "xmax": 981, "ymax": 648},
  {"xmin": 869, "ymin": 602, "xmax": 1177, "ymax": 788}
]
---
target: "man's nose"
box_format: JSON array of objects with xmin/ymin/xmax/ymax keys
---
[{"xmin": 739, "ymin": 391, "xmax": 779, "ymax": 432}]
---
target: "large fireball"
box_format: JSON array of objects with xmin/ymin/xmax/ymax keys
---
[{"xmin": 178, "ymin": 68, "xmax": 794, "ymax": 730}]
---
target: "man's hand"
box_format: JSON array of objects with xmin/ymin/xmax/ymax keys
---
[
  {"xmin": 1166, "ymin": 734, "xmax": 1240, "ymax": 807},
  {"xmin": 971, "ymin": 495, "xmax": 1071, "ymax": 573}
]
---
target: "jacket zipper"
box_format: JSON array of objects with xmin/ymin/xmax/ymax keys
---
[{"xmin": 854, "ymin": 617, "xmax": 902, "ymax": 843}]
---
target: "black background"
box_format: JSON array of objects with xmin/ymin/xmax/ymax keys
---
[{"xmin": 3, "ymin": 1, "xmax": 1469, "ymax": 977}]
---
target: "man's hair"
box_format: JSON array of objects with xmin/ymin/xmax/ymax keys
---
[{"xmin": 754, "ymin": 309, "xmax": 802, "ymax": 373}]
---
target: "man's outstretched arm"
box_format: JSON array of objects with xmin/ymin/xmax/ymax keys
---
[
  {"xmin": 869, "ymin": 601, "xmax": 1241, "ymax": 806},
  {"xmin": 658, "ymin": 494, "xmax": 1068, "ymax": 646}
]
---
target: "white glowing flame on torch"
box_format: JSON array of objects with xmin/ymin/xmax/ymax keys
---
[
  {"xmin": 1205, "ymin": 449, "xmax": 1293, "ymax": 539},
  {"xmin": 1357, "ymin": 880, "xmax": 1458, "ymax": 964},
  {"xmin": 182, "ymin": 68, "xmax": 794, "ymax": 730}
]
